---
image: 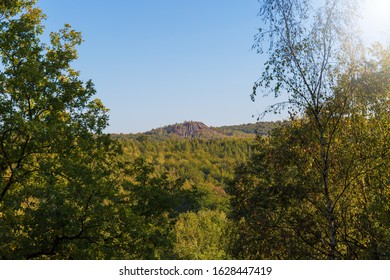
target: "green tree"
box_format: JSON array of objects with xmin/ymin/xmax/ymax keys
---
[
  {"xmin": 250, "ymin": 0, "xmax": 367, "ymax": 259},
  {"xmin": 336, "ymin": 44, "xmax": 390, "ymax": 258},
  {"xmin": 229, "ymin": 97, "xmax": 389, "ymax": 259},
  {"xmin": 173, "ymin": 210, "xmax": 231, "ymax": 260},
  {"xmin": 108, "ymin": 157, "xmax": 203, "ymax": 259},
  {"xmin": 0, "ymin": 1, "xmax": 119, "ymax": 259},
  {"xmin": 229, "ymin": 0, "xmax": 390, "ymax": 259}
]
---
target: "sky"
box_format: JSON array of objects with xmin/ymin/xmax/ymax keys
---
[{"xmin": 36, "ymin": 0, "xmax": 390, "ymax": 133}]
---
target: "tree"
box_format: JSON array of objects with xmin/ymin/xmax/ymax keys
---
[
  {"xmin": 229, "ymin": 87, "xmax": 389, "ymax": 259},
  {"xmin": 0, "ymin": 1, "xmax": 119, "ymax": 259},
  {"xmin": 105, "ymin": 157, "xmax": 204, "ymax": 259},
  {"xmin": 173, "ymin": 210, "xmax": 231, "ymax": 260},
  {"xmin": 339, "ymin": 44, "xmax": 390, "ymax": 258},
  {"xmin": 232, "ymin": 0, "xmax": 389, "ymax": 259}
]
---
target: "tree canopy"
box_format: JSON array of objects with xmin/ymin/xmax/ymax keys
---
[
  {"xmin": 229, "ymin": 0, "xmax": 389, "ymax": 260},
  {"xmin": 0, "ymin": 0, "xmax": 388, "ymax": 260},
  {"xmin": 0, "ymin": 0, "xmax": 119, "ymax": 259}
]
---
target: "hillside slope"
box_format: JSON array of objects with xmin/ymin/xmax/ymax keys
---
[
  {"xmin": 111, "ymin": 121, "xmax": 282, "ymax": 140},
  {"xmin": 145, "ymin": 121, "xmax": 227, "ymax": 139}
]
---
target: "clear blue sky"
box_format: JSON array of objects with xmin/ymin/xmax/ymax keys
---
[
  {"xmin": 36, "ymin": 0, "xmax": 389, "ymax": 133},
  {"xmin": 37, "ymin": 0, "xmax": 271, "ymax": 133}
]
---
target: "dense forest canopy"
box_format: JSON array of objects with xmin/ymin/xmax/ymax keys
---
[
  {"xmin": 0, "ymin": 0, "xmax": 389, "ymax": 260},
  {"xmin": 238, "ymin": 0, "xmax": 389, "ymax": 259}
]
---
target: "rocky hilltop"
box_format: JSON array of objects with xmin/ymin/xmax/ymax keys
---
[
  {"xmin": 145, "ymin": 121, "xmax": 227, "ymax": 139},
  {"xmin": 111, "ymin": 121, "xmax": 281, "ymax": 140}
]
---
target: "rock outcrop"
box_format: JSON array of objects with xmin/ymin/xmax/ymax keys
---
[{"xmin": 145, "ymin": 121, "xmax": 226, "ymax": 139}]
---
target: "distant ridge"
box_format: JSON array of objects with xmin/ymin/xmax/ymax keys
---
[
  {"xmin": 145, "ymin": 121, "xmax": 227, "ymax": 139},
  {"xmin": 110, "ymin": 121, "xmax": 282, "ymax": 140}
]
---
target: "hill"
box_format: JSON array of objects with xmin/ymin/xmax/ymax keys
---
[
  {"xmin": 218, "ymin": 121, "xmax": 280, "ymax": 136},
  {"xmin": 144, "ymin": 121, "xmax": 227, "ymax": 139},
  {"xmin": 111, "ymin": 121, "xmax": 281, "ymax": 140}
]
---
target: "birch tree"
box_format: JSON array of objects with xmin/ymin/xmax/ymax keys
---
[{"xmin": 249, "ymin": 0, "xmax": 371, "ymax": 259}]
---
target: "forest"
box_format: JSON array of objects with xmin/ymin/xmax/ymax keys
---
[{"xmin": 0, "ymin": 0, "xmax": 389, "ymax": 260}]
